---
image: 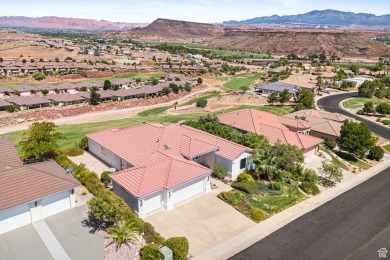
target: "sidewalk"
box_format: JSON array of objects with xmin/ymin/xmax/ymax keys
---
[{"xmin": 194, "ymin": 161, "xmax": 390, "ymax": 260}]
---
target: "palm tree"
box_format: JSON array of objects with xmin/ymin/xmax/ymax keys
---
[
  {"xmin": 251, "ymin": 148, "xmax": 278, "ymax": 181},
  {"xmin": 107, "ymin": 222, "xmax": 139, "ymax": 250}
]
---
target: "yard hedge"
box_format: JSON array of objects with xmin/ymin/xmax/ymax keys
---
[
  {"xmin": 140, "ymin": 245, "xmax": 163, "ymax": 260},
  {"xmin": 163, "ymin": 237, "xmax": 189, "ymax": 260},
  {"xmin": 55, "ymin": 154, "xmax": 165, "ymax": 245},
  {"xmin": 237, "ymin": 172, "xmax": 255, "ymax": 183}
]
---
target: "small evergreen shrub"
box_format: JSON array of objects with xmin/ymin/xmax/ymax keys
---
[
  {"xmin": 212, "ymin": 163, "xmax": 227, "ymax": 179},
  {"xmin": 163, "ymin": 237, "xmax": 189, "ymax": 260},
  {"xmin": 100, "ymin": 171, "xmax": 111, "ymax": 185},
  {"xmin": 251, "ymin": 208, "xmax": 266, "ymax": 222},
  {"xmin": 325, "ymin": 141, "xmax": 336, "ymax": 149},
  {"xmin": 140, "ymin": 245, "xmax": 162, "ymax": 260},
  {"xmin": 368, "ymin": 146, "xmax": 385, "ymax": 161}
]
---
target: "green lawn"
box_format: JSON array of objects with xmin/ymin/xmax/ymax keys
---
[
  {"xmin": 178, "ymin": 92, "xmax": 221, "ymax": 107},
  {"xmin": 335, "ymin": 151, "xmax": 372, "ymax": 170},
  {"xmin": 343, "ymin": 97, "xmax": 382, "ymax": 108},
  {"xmin": 383, "ymin": 144, "xmax": 390, "ymax": 152},
  {"xmin": 222, "ymin": 73, "xmax": 261, "ymax": 92},
  {"xmin": 319, "ymin": 145, "xmax": 349, "ymax": 171}
]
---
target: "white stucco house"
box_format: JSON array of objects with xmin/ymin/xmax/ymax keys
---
[
  {"xmin": 87, "ymin": 123, "xmax": 252, "ymax": 217},
  {"xmin": 0, "ymin": 136, "xmax": 80, "ymax": 234}
]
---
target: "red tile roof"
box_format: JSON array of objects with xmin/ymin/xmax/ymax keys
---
[
  {"xmin": 110, "ymin": 152, "xmax": 210, "ymax": 197},
  {"xmin": 0, "ymin": 136, "xmax": 79, "ymax": 211},
  {"xmin": 87, "ymin": 123, "xmax": 250, "ymax": 165},
  {"xmin": 218, "ymin": 109, "xmax": 322, "ymax": 150}
]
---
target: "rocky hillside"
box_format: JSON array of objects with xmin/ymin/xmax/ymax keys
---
[
  {"xmin": 127, "ymin": 18, "xmax": 224, "ymax": 40},
  {"xmin": 208, "ymin": 30, "xmax": 390, "ymax": 58},
  {"xmin": 223, "ymin": 10, "xmax": 390, "ymax": 30},
  {"xmin": 0, "ymin": 16, "xmax": 146, "ymax": 31}
]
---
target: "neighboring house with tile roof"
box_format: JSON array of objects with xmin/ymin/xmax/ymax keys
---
[
  {"xmin": 285, "ymin": 109, "xmax": 350, "ymax": 142},
  {"xmin": 87, "ymin": 123, "xmax": 252, "ymax": 217},
  {"xmin": 0, "ymin": 136, "xmax": 80, "ymax": 234},
  {"xmin": 217, "ymin": 109, "xmax": 322, "ymax": 156}
]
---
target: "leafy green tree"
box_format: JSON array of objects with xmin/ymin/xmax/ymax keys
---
[
  {"xmin": 376, "ymin": 102, "xmax": 390, "ymax": 116},
  {"xmin": 103, "ymin": 80, "xmax": 112, "ymax": 90},
  {"xmin": 358, "ymin": 81, "xmax": 377, "ymax": 98},
  {"xmin": 278, "ymin": 89, "xmax": 291, "ymax": 106},
  {"xmin": 161, "ymin": 87, "xmax": 171, "ymax": 95},
  {"xmin": 0, "ymin": 57, "xmax": 3, "ymax": 62},
  {"xmin": 22, "ymin": 59, "xmax": 27, "ymax": 63},
  {"xmin": 20, "ymin": 122, "xmax": 65, "ymax": 160},
  {"xmin": 295, "ymin": 88, "xmax": 315, "ymax": 111},
  {"xmin": 368, "ymin": 146, "xmax": 385, "ymax": 161},
  {"xmin": 318, "ymin": 160, "xmax": 343, "ymax": 186},
  {"xmin": 87, "ymin": 196, "xmax": 123, "ymax": 225},
  {"xmin": 107, "ymin": 222, "xmax": 139, "ymax": 250},
  {"xmin": 197, "ymin": 77, "xmax": 203, "ymax": 84},
  {"xmin": 89, "ymin": 88, "xmax": 101, "ymax": 105},
  {"xmin": 350, "ymin": 64, "xmax": 359, "ymax": 75},
  {"xmin": 55, "ymin": 57, "xmax": 60, "ymax": 62},
  {"xmin": 267, "ymin": 91, "xmax": 279, "ymax": 105},
  {"xmin": 316, "ymin": 76, "xmax": 324, "ymax": 90},
  {"xmin": 32, "ymin": 72, "xmax": 46, "ymax": 80},
  {"xmin": 169, "ymin": 83, "xmax": 179, "ymax": 94},
  {"xmin": 338, "ymin": 120, "xmax": 375, "ymax": 158},
  {"xmin": 196, "ymin": 99, "xmax": 207, "ymax": 108},
  {"xmin": 340, "ymin": 81, "xmax": 349, "ymax": 90},
  {"xmin": 272, "ymin": 142, "xmax": 304, "ymax": 172},
  {"xmin": 184, "ymin": 83, "xmax": 191, "ymax": 92},
  {"xmin": 6, "ymin": 105, "xmax": 16, "ymax": 113},
  {"xmin": 151, "ymin": 77, "xmax": 159, "ymax": 85},
  {"xmin": 363, "ymin": 101, "xmax": 375, "ymax": 115}
]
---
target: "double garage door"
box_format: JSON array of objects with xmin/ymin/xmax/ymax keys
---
[
  {"xmin": 0, "ymin": 190, "xmax": 71, "ymax": 234},
  {"xmin": 173, "ymin": 178, "xmax": 205, "ymax": 206}
]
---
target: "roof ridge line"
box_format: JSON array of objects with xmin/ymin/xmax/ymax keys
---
[{"xmin": 27, "ymin": 163, "xmax": 79, "ymax": 186}]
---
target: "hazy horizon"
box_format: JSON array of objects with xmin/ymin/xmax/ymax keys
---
[{"xmin": 1, "ymin": 0, "xmax": 390, "ymax": 24}]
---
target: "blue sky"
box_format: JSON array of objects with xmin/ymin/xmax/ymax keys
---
[{"xmin": 1, "ymin": 0, "xmax": 389, "ymax": 23}]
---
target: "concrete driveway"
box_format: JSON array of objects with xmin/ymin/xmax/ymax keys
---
[
  {"xmin": 0, "ymin": 205, "xmax": 103, "ymax": 260},
  {"xmin": 145, "ymin": 179, "xmax": 256, "ymax": 256}
]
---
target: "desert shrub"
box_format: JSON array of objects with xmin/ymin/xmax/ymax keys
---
[
  {"xmin": 382, "ymin": 120, "xmax": 390, "ymax": 125},
  {"xmin": 78, "ymin": 137, "xmax": 89, "ymax": 151},
  {"xmin": 212, "ymin": 163, "xmax": 227, "ymax": 179},
  {"xmin": 368, "ymin": 146, "xmax": 385, "ymax": 161},
  {"xmin": 140, "ymin": 245, "xmax": 162, "ymax": 260},
  {"xmin": 325, "ymin": 141, "xmax": 336, "ymax": 149},
  {"xmin": 196, "ymin": 99, "xmax": 207, "ymax": 108},
  {"xmin": 251, "ymin": 208, "xmax": 266, "ymax": 222},
  {"xmin": 232, "ymin": 181, "xmax": 259, "ymax": 195},
  {"xmin": 300, "ymin": 181, "xmax": 320, "ymax": 195},
  {"xmin": 100, "ymin": 171, "xmax": 111, "ymax": 185},
  {"xmin": 6, "ymin": 105, "xmax": 16, "ymax": 113},
  {"xmin": 356, "ymin": 110, "xmax": 364, "ymax": 115},
  {"xmin": 237, "ymin": 172, "xmax": 255, "ymax": 182},
  {"xmin": 268, "ymin": 181, "xmax": 282, "ymax": 190},
  {"xmin": 163, "ymin": 237, "xmax": 189, "ymax": 260}
]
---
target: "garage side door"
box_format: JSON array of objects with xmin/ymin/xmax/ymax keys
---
[
  {"xmin": 173, "ymin": 178, "xmax": 204, "ymax": 206},
  {"xmin": 142, "ymin": 192, "xmax": 162, "ymax": 215},
  {"xmin": 0, "ymin": 204, "xmax": 31, "ymax": 234},
  {"xmin": 42, "ymin": 190, "xmax": 71, "ymax": 218}
]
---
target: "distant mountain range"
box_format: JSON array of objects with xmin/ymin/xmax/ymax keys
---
[
  {"xmin": 0, "ymin": 16, "xmax": 147, "ymax": 31},
  {"xmin": 223, "ymin": 10, "xmax": 390, "ymax": 28}
]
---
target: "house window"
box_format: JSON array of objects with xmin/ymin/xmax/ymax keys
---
[
  {"xmin": 101, "ymin": 146, "xmax": 107, "ymax": 156},
  {"xmin": 240, "ymin": 158, "xmax": 246, "ymax": 169}
]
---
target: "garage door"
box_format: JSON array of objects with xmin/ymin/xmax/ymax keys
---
[
  {"xmin": 42, "ymin": 190, "xmax": 71, "ymax": 218},
  {"xmin": 173, "ymin": 178, "xmax": 204, "ymax": 206},
  {"xmin": 0, "ymin": 204, "xmax": 31, "ymax": 234},
  {"xmin": 142, "ymin": 192, "xmax": 162, "ymax": 215}
]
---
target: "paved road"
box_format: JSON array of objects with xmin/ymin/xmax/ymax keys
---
[
  {"xmin": 231, "ymin": 166, "xmax": 390, "ymax": 260},
  {"xmin": 317, "ymin": 92, "xmax": 390, "ymax": 140}
]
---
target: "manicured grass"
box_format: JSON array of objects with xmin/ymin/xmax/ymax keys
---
[
  {"xmin": 319, "ymin": 145, "xmax": 349, "ymax": 171},
  {"xmin": 137, "ymin": 105, "xmax": 172, "ymax": 117},
  {"xmin": 178, "ymin": 92, "xmax": 220, "ymax": 107},
  {"xmin": 343, "ymin": 97, "xmax": 381, "ymax": 108},
  {"xmin": 383, "ymin": 144, "xmax": 390, "ymax": 152},
  {"xmin": 335, "ymin": 151, "xmax": 372, "ymax": 170},
  {"xmin": 222, "ymin": 73, "xmax": 261, "ymax": 92}
]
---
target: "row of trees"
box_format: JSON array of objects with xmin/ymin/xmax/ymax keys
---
[
  {"xmin": 359, "ymin": 77, "xmax": 390, "ymax": 99},
  {"xmin": 362, "ymin": 101, "xmax": 390, "ymax": 116}
]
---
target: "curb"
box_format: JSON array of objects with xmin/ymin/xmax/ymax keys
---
[{"xmin": 194, "ymin": 161, "xmax": 390, "ymax": 260}]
